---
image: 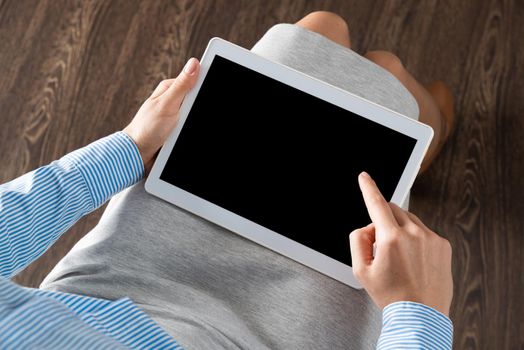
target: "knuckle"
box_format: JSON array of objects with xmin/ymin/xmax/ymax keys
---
[
  {"xmin": 157, "ymin": 79, "xmax": 172, "ymax": 89},
  {"xmin": 408, "ymin": 212, "xmax": 421, "ymax": 222},
  {"xmin": 389, "ymin": 202, "xmax": 401, "ymax": 211},
  {"xmin": 350, "ymin": 228, "xmax": 361, "ymax": 236},
  {"xmin": 350, "ymin": 227, "xmax": 365, "ymax": 237},
  {"xmin": 384, "ymin": 229, "xmax": 402, "ymax": 246},
  {"xmin": 352, "ymin": 265, "xmax": 365, "ymax": 279},
  {"xmin": 412, "ymin": 227, "xmax": 426, "ymax": 238},
  {"xmin": 390, "ymin": 226, "xmax": 404, "ymax": 237},
  {"xmin": 153, "ymin": 100, "xmax": 169, "ymax": 114},
  {"xmin": 442, "ymin": 238, "xmax": 452, "ymax": 253},
  {"xmin": 174, "ymin": 74, "xmax": 191, "ymax": 89}
]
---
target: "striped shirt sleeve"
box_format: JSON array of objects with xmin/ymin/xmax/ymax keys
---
[
  {"xmin": 0, "ymin": 132, "xmax": 144, "ymax": 278},
  {"xmin": 377, "ymin": 301, "xmax": 453, "ymax": 349}
]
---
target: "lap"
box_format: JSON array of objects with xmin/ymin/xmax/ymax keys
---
[
  {"xmin": 251, "ymin": 24, "xmax": 419, "ymax": 119},
  {"xmin": 42, "ymin": 182, "xmax": 381, "ymax": 349},
  {"xmin": 41, "ymin": 24, "xmax": 419, "ymax": 349}
]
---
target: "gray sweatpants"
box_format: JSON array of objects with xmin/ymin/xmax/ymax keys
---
[{"xmin": 41, "ymin": 24, "xmax": 419, "ymax": 350}]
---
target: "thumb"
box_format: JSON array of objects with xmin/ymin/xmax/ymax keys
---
[
  {"xmin": 161, "ymin": 57, "xmax": 200, "ymax": 110},
  {"xmin": 349, "ymin": 223, "xmax": 375, "ymax": 280}
]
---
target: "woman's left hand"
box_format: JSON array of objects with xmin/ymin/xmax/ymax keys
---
[{"xmin": 123, "ymin": 57, "xmax": 200, "ymax": 172}]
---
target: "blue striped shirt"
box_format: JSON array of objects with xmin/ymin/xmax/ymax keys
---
[{"xmin": 0, "ymin": 131, "xmax": 453, "ymax": 349}]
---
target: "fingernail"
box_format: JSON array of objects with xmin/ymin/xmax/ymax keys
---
[
  {"xmin": 184, "ymin": 58, "xmax": 198, "ymax": 75},
  {"xmin": 360, "ymin": 171, "xmax": 371, "ymax": 179}
]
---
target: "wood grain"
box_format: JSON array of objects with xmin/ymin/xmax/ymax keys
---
[{"xmin": 0, "ymin": 0, "xmax": 522, "ymax": 348}]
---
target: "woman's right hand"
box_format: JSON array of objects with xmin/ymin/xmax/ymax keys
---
[{"xmin": 349, "ymin": 172, "xmax": 453, "ymax": 316}]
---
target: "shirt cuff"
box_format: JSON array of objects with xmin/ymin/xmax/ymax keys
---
[
  {"xmin": 377, "ymin": 301, "xmax": 453, "ymax": 350},
  {"xmin": 60, "ymin": 131, "xmax": 145, "ymax": 209}
]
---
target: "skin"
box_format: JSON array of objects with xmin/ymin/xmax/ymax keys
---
[
  {"xmin": 350, "ymin": 172, "xmax": 453, "ymax": 316},
  {"xmin": 122, "ymin": 18, "xmax": 454, "ymax": 315},
  {"xmin": 297, "ymin": 12, "xmax": 453, "ymax": 314},
  {"xmin": 123, "ymin": 57, "xmax": 200, "ymax": 173},
  {"xmin": 295, "ymin": 11, "xmax": 454, "ymax": 170}
]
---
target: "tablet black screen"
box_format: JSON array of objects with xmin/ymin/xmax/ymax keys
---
[{"xmin": 160, "ymin": 55, "xmax": 416, "ymax": 266}]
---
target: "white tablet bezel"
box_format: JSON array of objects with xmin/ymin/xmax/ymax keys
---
[{"xmin": 145, "ymin": 37, "xmax": 433, "ymax": 289}]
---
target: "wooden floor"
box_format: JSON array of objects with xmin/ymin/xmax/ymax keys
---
[{"xmin": 1, "ymin": 0, "xmax": 522, "ymax": 348}]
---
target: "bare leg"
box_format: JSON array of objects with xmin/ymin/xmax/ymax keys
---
[
  {"xmin": 295, "ymin": 11, "xmax": 351, "ymax": 48},
  {"xmin": 295, "ymin": 12, "xmax": 454, "ymax": 171},
  {"xmin": 363, "ymin": 51, "xmax": 453, "ymax": 171}
]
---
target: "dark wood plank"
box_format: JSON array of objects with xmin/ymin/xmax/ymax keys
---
[
  {"xmin": 408, "ymin": 1, "xmax": 523, "ymax": 349},
  {"xmin": 503, "ymin": 5, "xmax": 524, "ymax": 349},
  {"xmin": 0, "ymin": 0, "xmax": 522, "ymax": 348}
]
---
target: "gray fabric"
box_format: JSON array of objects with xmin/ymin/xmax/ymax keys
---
[
  {"xmin": 41, "ymin": 24, "xmax": 419, "ymax": 350},
  {"xmin": 251, "ymin": 24, "xmax": 419, "ymax": 119}
]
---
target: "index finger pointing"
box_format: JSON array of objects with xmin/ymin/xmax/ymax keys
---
[{"xmin": 358, "ymin": 172, "xmax": 398, "ymax": 232}]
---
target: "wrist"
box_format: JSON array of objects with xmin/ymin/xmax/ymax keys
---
[
  {"xmin": 122, "ymin": 128, "xmax": 155, "ymax": 172},
  {"xmin": 121, "ymin": 129, "xmax": 151, "ymax": 172},
  {"xmin": 377, "ymin": 294, "xmax": 450, "ymax": 317}
]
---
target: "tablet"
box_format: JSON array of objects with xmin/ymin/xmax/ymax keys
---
[{"xmin": 145, "ymin": 38, "xmax": 433, "ymax": 289}]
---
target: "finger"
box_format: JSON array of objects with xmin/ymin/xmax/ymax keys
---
[
  {"xmin": 161, "ymin": 57, "xmax": 200, "ymax": 110},
  {"xmin": 358, "ymin": 172, "xmax": 398, "ymax": 233},
  {"xmin": 406, "ymin": 211, "xmax": 430, "ymax": 231},
  {"xmin": 350, "ymin": 224, "xmax": 376, "ymax": 277},
  {"xmin": 150, "ymin": 79, "xmax": 176, "ymax": 99},
  {"xmin": 388, "ymin": 203, "xmax": 411, "ymax": 227}
]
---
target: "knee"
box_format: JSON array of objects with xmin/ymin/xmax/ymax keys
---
[
  {"xmin": 304, "ymin": 11, "xmax": 349, "ymax": 34},
  {"xmin": 364, "ymin": 51, "xmax": 405, "ymax": 79},
  {"xmin": 296, "ymin": 11, "xmax": 350, "ymax": 47}
]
